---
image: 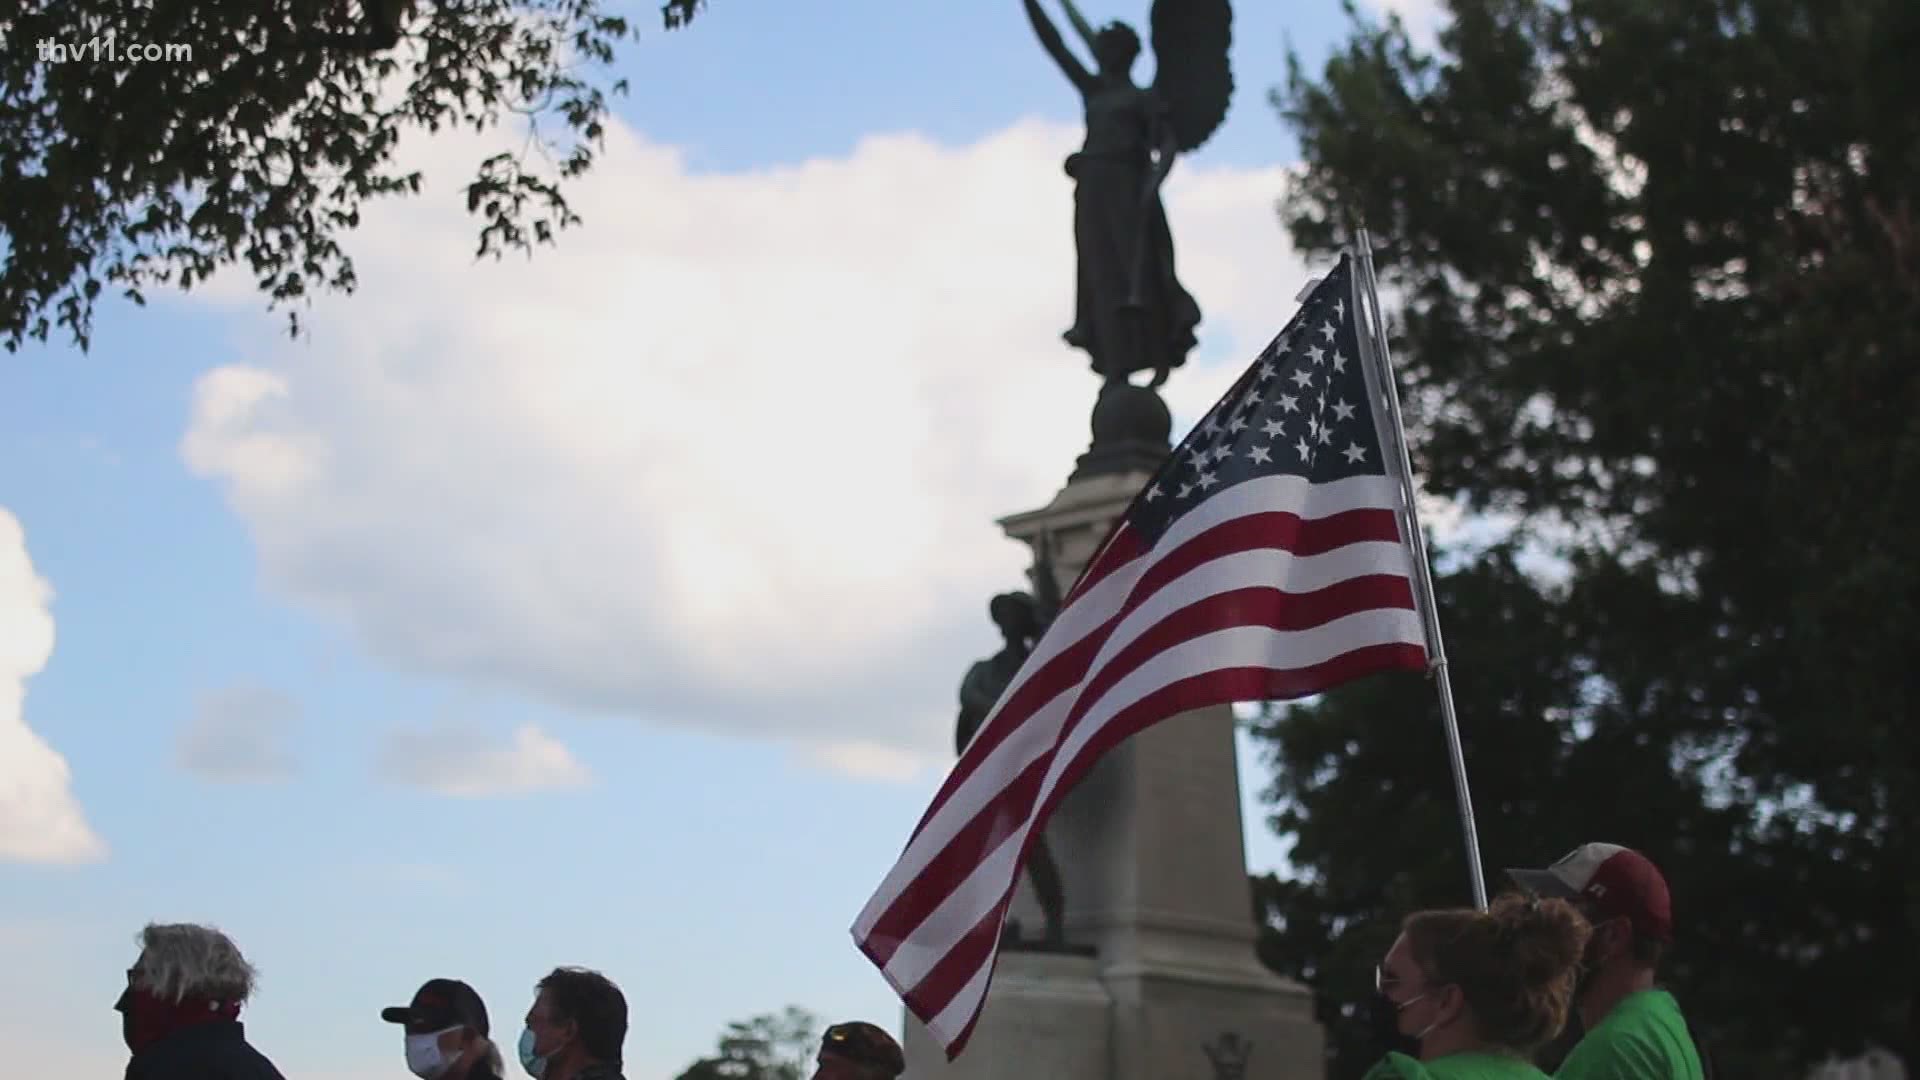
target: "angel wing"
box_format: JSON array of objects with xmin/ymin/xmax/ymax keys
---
[{"xmin": 1148, "ymin": 0, "xmax": 1234, "ymax": 153}]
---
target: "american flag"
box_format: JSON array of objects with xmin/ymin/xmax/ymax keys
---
[{"xmin": 850, "ymin": 253, "xmax": 1432, "ymax": 1058}]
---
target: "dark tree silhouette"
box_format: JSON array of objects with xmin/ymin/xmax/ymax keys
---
[
  {"xmin": 1253, "ymin": 1, "xmax": 1919, "ymax": 1075},
  {"xmin": 1, "ymin": 0, "xmax": 711, "ymax": 351}
]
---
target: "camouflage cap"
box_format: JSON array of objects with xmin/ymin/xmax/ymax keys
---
[{"xmin": 820, "ymin": 1020, "xmax": 904, "ymax": 1076}]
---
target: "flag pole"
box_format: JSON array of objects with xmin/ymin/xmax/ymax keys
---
[{"xmin": 1349, "ymin": 228, "xmax": 1488, "ymax": 911}]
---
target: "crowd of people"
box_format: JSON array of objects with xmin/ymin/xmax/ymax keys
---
[
  {"xmin": 111, "ymin": 840, "xmax": 1703, "ymax": 1080},
  {"xmin": 113, "ymin": 927, "xmax": 906, "ymax": 1080}
]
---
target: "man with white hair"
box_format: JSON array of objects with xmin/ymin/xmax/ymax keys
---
[{"xmin": 113, "ymin": 922, "xmax": 287, "ymax": 1080}]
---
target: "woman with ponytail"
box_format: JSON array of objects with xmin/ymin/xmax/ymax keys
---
[{"xmin": 1367, "ymin": 893, "xmax": 1591, "ymax": 1079}]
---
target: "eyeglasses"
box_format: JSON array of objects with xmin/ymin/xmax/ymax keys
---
[{"xmin": 1374, "ymin": 963, "xmax": 1403, "ymax": 994}]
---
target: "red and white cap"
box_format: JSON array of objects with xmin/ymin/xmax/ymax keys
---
[{"xmin": 1506, "ymin": 842, "xmax": 1673, "ymax": 944}]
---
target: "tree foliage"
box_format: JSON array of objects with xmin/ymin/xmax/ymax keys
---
[
  {"xmin": 1256, "ymin": 0, "xmax": 1918, "ymax": 1075},
  {"xmin": 0, "ymin": 0, "xmax": 709, "ymax": 352},
  {"xmin": 674, "ymin": 1006, "xmax": 821, "ymax": 1080}
]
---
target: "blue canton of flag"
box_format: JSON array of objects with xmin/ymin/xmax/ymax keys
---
[{"xmin": 1130, "ymin": 255, "xmax": 1387, "ymax": 543}]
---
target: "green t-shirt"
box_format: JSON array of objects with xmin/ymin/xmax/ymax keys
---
[
  {"xmin": 1364, "ymin": 1050, "xmax": 1550, "ymax": 1080},
  {"xmin": 1554, "ymin": 990, "xmax": 1705, "ymax": 1080}
]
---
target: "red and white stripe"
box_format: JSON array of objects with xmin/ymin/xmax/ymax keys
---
[{"xmin": 850, "ymin": 470, "xmax": 1430, "ymax": 1057}]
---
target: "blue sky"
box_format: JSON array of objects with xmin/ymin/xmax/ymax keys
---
[{"xmin": 0, "ymin": 0, "xmax": 1443, "ymax": 1076}]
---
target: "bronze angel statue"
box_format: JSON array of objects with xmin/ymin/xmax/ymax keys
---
[{"xmin": 1023, "ymin": 0, "xmax": 1233, "ymax": 389}]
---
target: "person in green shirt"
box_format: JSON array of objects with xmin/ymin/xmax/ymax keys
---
[
  {"xmin": 1363, "ymin": 892, "xmax": 1591, "ymax": 1080},
  {"xmin": 1506, "ymin": 843, "xmax": 1710, "ymax": 1080}
]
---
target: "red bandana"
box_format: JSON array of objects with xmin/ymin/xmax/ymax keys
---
[{"xmin": 117, "ymin": 988, "xmax": 242, "ymax": 1053}]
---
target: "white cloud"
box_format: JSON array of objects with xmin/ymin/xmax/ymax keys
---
[
  {"xmin": 376, "ymin": 723, "xmax": 591, "ymax": 797},
  {"xmin": 176, "ymin": 685, "xmax": 301, "ymax": 783},
  {"xmin": 803, "ymin": 740, "xmax": 932, "ymax": 784},
  {"xmin": 0, "ymin": 508, "xmax": 107, "ymax": 864},
  {"xmin": 181, "ymin": 114, "xmax": 1313, "ymax": 764}
]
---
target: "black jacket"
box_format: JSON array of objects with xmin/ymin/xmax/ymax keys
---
[{"xmin": 125, "ymin": 1022, "xmax": 287, "ymax": 1080}]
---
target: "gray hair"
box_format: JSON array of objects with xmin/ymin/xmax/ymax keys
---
[{"xmin": 132, "ymin": 923, "xmax": 257, "ymax": 1004}]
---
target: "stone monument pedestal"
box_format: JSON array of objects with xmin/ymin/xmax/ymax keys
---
[
  {"xmin": 904, "ymin": 467, "xmax": 1326, "ymax": 1080},
  {"xmin": 902, "ymin": 952, "xmax": 1112, "ymax": 1079}
]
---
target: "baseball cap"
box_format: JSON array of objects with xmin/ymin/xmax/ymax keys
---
[
  {"xmin": 380, "ymin": 978, "xmax": 490, "ymax": 1035},
  {"xmin": 820, "ymin": 1021, "xmax": 904, "ymax": 1077},
  {"xmin": 1506, "ymin": 842, "xmax": 1674, "ymax": 943}
]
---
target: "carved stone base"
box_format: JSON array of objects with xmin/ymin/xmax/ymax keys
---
[
  {"xmin": 1102, "ymin": 960, "xmax": 1324, "ymax": 1080},
  {"xmin": 900, "ymin": 948, "xmax": 1324, "ymax": 1080},
  {"xmin": 902, "ymin": 952, "xmax": 1111, "ymax": 1080},
  {"xmin": 999, "ymin": 918, "xmax": 1097, "ymax": 956}
]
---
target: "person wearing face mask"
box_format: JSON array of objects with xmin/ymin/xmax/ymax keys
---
[
  {"xmin": 380, "ymin": 978, "xmax": 505, "ymax": 1080},
  {"xmin": 1507, "ymin": 843, "xmax": 1711, "ymax": 1080},
  {"xmin": 517, "ymin": 967, "xmax": 628, "ymax": 1080},
  {"xmin": 1366, "ymin": 892, "xmax": 1591, "ymax": 1079},
  {"xmin": 114, "ymin": 921, "xmax": 287, "ymax": 1080}
]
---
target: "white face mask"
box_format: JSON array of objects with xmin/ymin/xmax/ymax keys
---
[
  {"xmin": 1392, "ymin": 991, "xmax": 1447, "ymax": 1049},
  {"xmin": 406, "ymin": 1027, "xmax": 461, "ymax": 1079}
]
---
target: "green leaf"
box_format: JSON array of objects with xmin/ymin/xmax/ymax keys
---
[{"xmin": 1, "ymin": 0, "xmax": 713, "ymax": 353}]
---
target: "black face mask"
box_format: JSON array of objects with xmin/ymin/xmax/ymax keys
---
[
  {"xmin": 114, "ymin": 988, "xmax": 135, "ymax": 1051},
  {"xmin": 1574, "ymin": 921, "xmax": 1618, "ymax": 1001},
  {"xmin": 1369, "ymin": 993, "xmax": 1421, "ymax": 1058}
]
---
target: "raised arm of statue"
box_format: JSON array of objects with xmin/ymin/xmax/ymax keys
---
[
  {"xmin": 1057, "ymin": 0, "xmax": 1100, "ymax": 53},
  {"xmin": 1023, "ymin": 0, "xmax": 1095, "ymax": 94}
]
